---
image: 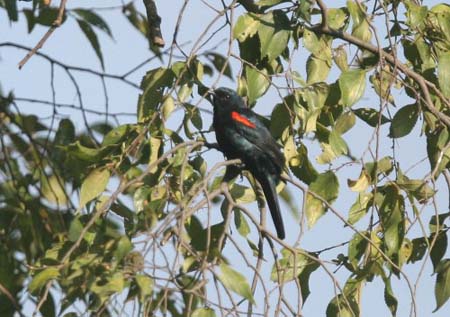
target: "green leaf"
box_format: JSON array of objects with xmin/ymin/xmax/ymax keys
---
[
  {"xmin": 389, "ymin": 104, "xmax": 419, "ymax": 138},
  {"xmin": 430, "ymin": 231, "xmax": 448, "ymax": 272},
  {"xmin": 348, "ymin": 232, "xmax": 368, "ymax": 268},
  {"xmin": 434, "ymin": 259, "xmax": 450, "ymax": 312},
  {"xmin": 257, "ymin": 10, "xmax": 290, "ymax": 62},
  {"xmin": 133, "ymin": 186, "xmax": 151, "ymax": 213},
  {"xmin": 316, "ymin": 130, "xmax": 348, "ymax": 164},
  {"xmin": 79, "ymin": 168, "xmax": 110, "ymax": 210},
  {"xmin": 192, "ymin": 308, "xmax": 216, "ymax": 317},
  {"xmin": 333, "ymin": 45, "xmax": 349, "ymax": 71},
  {"xmin": 206, "ymin": 53, "xmax": 233, "ymax": 79},
  {"xmin": 289, "ymin": 144, "xmax": 319, "ymax": 185},
  {"xmin": 73, "ymin": 9, "xmax": 112, "ymax": 37},
  {"xmin": 218, "ymin": 263, "xmax": 255, "ymax": 304},
  {"xmin": 383, "ymin": 276, "xmax": 398, "ymax": 316},
  {"xmin": 4, "ymin": 0, "xmax": 18, "ymax": 22},
  {"xmin": 137, "ymin": 68, "xmax": 174, "ymax": 121},
  {"xmin": 297, "ymin": 256, "xmax": 320, "ymax": 304},
  {"xmin": 90, "ymin": 272, "xmax": 125, "ymax": 301},
  {"xmin": 65, "ymin": 141, "xmax": 114, "ymax": 163},
  {"xmin": 306, "ymin": 171, "xmax": 339, "ymax": 227},
  {"xmin": 353, "ymin": 107, "xmax": 389, "ymax": 127},
  {"xmin": 245, "ymin": 66, "xmax": 269, "ymax": 104},
  {"xmin": 230, "ymin": 184, "xmax": 256, "ymax": 204},
  {"xmin": 429, "ymin": 212, "xmax": 450, "ymax": 234},
  {"xmin": 335, "ymin": 111, "xmax": 356, "ymax": 134},
  {"xmin": 348, "ymin": 192, "xmax": 372, "ymax": 224},
  {"xmin": 23, "ymin": 9, "xmax": 36, "ymax": 33},
  {"xmin": 397, "ymin": 177, "xmax": 435, "ymax": 203},
  {"xmin": 326, "ymin": 294, "xmax": 358, "ymax": 317},
  {"xmin": 339, "ymin": 70, "xmax": 366, "ymax": 107},
  {"xmin": 380, "ymin": 185, "xmax": 405, "ymax": 266},
  {"xmin": 36, "ymin": 8, "xmax": 66, "ymax": 26},
  {"xmin": 409, "ymin": 237, "xmax": 428, "ymax": 264},
  {"xmin": 271, "ymin": 249, "xmax": 319, "ymax": 301},
  {"xmin": 68, "ymin": 217, "xmax": 84, "ymax": 242},
  {"xmin": 329, "ymin": 130, "xmax": 348, "ymax": 156},
  {"xmin": 186, "ymin": 220, "xmax": 226, "ymax": 260},
  {"xmin": 306, "ymin": 55, "xmax": 331, "ymax": 84},
  {"xmin": 114, "ymin": 236, "xmax": 133, "ymax": 263},
  {"xmin": 438, "ymin": 52, "xmax": 450, "ymax": 98},
  {"xmin": 233, "ymin": 13, "xmax": 260, "ymax": 42},
  {"xmin": 270, "ymin": 102, "xmax": 291, "ymax": 139},
  {"xmin": 427, "ymin": 128, "xmax": 450, "ymax": 177},
  {"xmin": 303, "ymin": 29, "xmax": 332, "ymax": 61},
  {"xmin": 54, "ymin": 119, "xmax": 76, "ymax": 146},
  {"xmin": 29, "ymin": 268, "xmax": 60, "ymax": 294},
  {"xmin": 76, "ymin": 19, "xmax": 104, "ymax": 69},
  {"xmin": 135, "ymin": 274, "xmax": 153, "ymax": 302},
  {"xmin": 234, "ymin": 210, "xmax": 250, "ymax": 237},
  {"xmin": 41, "ymin": 175, "xmax": 68, "ymax": 205},
  {"xmin": 365, "ymin": 156, "xmax": 393, "ymax": 182},
  {"xmin": 405, "ymin": 3, "xmax": 428, "ymax": 30},
  {"xmin": 327, "ymin": 8, "xmax": 349, "ymax": 30},
  {"xmin": 347, "ymin": 1, "xmax": 371, "ymax": 42},
  {"xmin": 256, "ymin": 0, "xmax": 289, "ymax": 6},
  {"xmin": 123, "ymin": 3, "xmax": 148, "ymax": 36},
  {"xmin": 39, "ymin": 291, "xmax": 56, "ymax": 317},
  {"xmin": 102, "ymin": 124, "xmax": 131, "ymax": 146}
]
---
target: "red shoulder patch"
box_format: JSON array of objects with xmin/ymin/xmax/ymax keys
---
[{"xmin": 231, "ymin": 111, "xmax": 256, "ymax": 128}]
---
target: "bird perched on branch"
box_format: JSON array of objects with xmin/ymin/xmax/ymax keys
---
[{"xmin": 208, "ymin": 87, "xmax": 286, "ymax": 239}]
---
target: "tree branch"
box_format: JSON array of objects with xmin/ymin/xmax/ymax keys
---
[
  {"xmin": 143, "ymin": 0, "xmax": 165, "ymax": 47},
  {"xmin": 18, "ymin": 0, "xmax": 68, "ymax": 69},
  {"xmin": 313, "ymin": 0, "xmax": 450, "ymax": 127}
]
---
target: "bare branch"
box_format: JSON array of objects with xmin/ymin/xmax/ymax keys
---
[
  {"xmin": 143, "ymin": 0, "xmax": 165, "ymax": 47},
  {"xmin": 18, "ymin": 0, "xmax": 68, "ymax": 69}
]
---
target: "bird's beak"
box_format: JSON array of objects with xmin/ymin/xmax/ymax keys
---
[{"xmin": 206, "ymin": 90, "xmax": 216, "ymax": 105}]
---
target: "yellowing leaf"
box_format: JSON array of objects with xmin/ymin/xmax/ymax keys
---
[
  {"xmin": 339, "ymin": 70, "xmax": 366, "ymax": 106},
  {"xmin": 257, "ymin": 10, "xmax": 290, "ymax": 61},
  {"xmin": 79, "ymin": 168, "xmax": 110, "ymax": 210},
  {"xmin": 218, "ymin": 263, "xmax": 255, "ymax": 304},
  {"xmin": 306, "ymin": 171, "xmax": 339, "ymax": 227},
  {"xmin": 192, "ymin": 307, "xmax": 216, "ymax": 317},
  {"xmin": 230, "ymin": 184, "xmax": 256, "ymax": 204},
  {"xmin": 306, "ymin": 55, "xmax": 331, "ymax": 84},
  {"xmin": 135, "ymin": 274, "xmax": 154, "ymax": 303},
  {"xmin": 347, "ymin": 170, "xmax": 370, "ymax": 192},
  {"xmin": 41, "ymin": 174, "xmax": 68, "ymax": 205},
  {"xmin": 438, "ymin": 52, "xmax": 450, "ymax": 98},
  {"xmin": 29, "ymin": 268, "xmax": 60, "ymax": 294},
  {"xmin": 161, "ymin": 95, "xmax": 175, "ymax": 120},
  {"xmin": 348, "ymin": 192, "xmax": 372, "ymax": 225},
  {"xmin": 233, "ymin": 14, "xmax": 260, "ymax": 42},
  {"xmin": 245, "ymin": 66, "xmax": 269, "ymax": 104}
]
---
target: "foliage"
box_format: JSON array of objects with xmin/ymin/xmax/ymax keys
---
[{"xmin": 1, "ymin": 0, "xmax": 450, "ymax": 316}]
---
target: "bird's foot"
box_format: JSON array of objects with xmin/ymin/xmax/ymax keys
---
[{"xmin": 203, "ymin": 141, "xmax": 220, "ymax": 150}]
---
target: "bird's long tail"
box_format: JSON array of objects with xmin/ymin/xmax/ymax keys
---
[{"xmin": 257, "ymin": 174, "xmax": 285, "ymax": 239}]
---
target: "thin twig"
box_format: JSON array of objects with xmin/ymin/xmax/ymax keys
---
[{"xmin": 18, "ymin": 0, "xmax": 68, "ymax": 69}]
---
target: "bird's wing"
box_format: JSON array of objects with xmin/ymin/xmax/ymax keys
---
[{"xmin": 229, "ymin": 109, "xmax": 285, "ymax": 170}]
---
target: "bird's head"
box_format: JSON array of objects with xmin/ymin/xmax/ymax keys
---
[{"xmin": 209, "ymin": 87, "xmax": 246, "ymax": 109}]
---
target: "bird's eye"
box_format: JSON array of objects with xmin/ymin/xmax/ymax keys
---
[{"xmin": 225, "ymin": 94, "xmax": 230, "ymax": 99}]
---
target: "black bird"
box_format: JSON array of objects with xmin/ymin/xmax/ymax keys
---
[{"xmin": 209, "ymin": 87, "xmax": 286, "ymax": 239}]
